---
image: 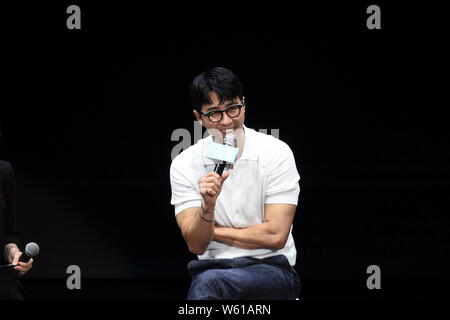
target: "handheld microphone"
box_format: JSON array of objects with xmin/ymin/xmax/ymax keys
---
[
  {"xmin": 214, "ymin": 133, "xmax": 237, "ymax": 175},
  {"xmin": 19, "ymin": 242, "xmax": 40, "ymax": 263}
]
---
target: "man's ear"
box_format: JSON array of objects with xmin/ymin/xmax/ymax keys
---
[{"xmin": 193, "ymin": 110, "xmax": 202, "ymax": 125}]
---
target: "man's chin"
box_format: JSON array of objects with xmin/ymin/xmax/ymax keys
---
[{"xmin": 208, "ymin": 127, "xmax": 243, "ymax": 142}]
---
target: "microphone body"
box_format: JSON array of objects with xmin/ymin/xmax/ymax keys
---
[
  {"xmin": 214, "ymin": 162, "xmax": 227, "ymax": 175},
  {"xmin": 214, "ymin": 133, "xmax": 236, "ymax": 175}
]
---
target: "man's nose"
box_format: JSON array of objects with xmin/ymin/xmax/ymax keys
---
[{"xmin": 220, "ymin": 112, "xmax": 233, "ymax": 126}]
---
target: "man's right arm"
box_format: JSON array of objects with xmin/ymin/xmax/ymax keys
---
[
  {"xmin": 174, "ymin": 171, "xmax": 229, "ymax": 255},
  {"xmin": 176, "ymin": 206, "xmax": 215, "ymax": 255}
]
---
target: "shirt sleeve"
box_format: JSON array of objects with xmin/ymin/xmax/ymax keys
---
[
  {"xmin": 170, "ymin": 157, "xmax": 202, "ymax": 215},
  {"xmin": 263, "ymin": 141, "xmax": 300, "ymax": 205}
]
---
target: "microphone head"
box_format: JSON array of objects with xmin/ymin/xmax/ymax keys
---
[
  {"xmin": 224, "ymin": 133, "xmax": 236, "ymax": 147},
  {"xmin": 25, "ymin": 242, "xmax": 40, "ymax": 257}
]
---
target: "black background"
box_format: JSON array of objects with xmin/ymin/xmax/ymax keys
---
[{"xmin": 1, "ymin": 2, "xmax": 449, "ymax": 301}]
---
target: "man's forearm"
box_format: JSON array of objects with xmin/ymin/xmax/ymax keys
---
[
  {"xmin": 213, "ymin": 223, "xmax": 284, "ymax": 250},
  {"xmin": 184, "ymin": 208, "xmax": 215, "ymax": 255}
]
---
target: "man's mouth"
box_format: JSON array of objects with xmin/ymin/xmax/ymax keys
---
[{"xmin": 220, "ymin": 128, "xmax": 234, "ymax": 135}]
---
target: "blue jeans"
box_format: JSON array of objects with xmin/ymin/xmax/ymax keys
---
[{"xmin": 187, "ymin": 254, "xmax": 300, "ymax": 300}]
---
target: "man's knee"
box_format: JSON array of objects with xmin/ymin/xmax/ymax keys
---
[
  {"xmin": 188, "ymin": 270, "xmax": 225, "ymax": 300},
  {"xmin": 196, "ymin": 270, "xmax": 220, "ymax": 287}
]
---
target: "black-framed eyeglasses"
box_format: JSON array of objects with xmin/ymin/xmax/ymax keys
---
[{"xmin": 199, "ymin": 103, "xmax": 244, "ymax": 123}]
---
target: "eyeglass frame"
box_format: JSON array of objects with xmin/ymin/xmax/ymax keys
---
[{"xmin": 198, "ymin": 97, "xmax": 246, "ymax": 123}]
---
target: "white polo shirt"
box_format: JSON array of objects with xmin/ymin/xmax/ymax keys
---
[{"xmin": 170, "ymin": 125, "xmax": 300, "ymax": 266}]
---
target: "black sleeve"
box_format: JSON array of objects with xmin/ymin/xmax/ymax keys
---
[{"xmin": 0, "ymin": 160, "xmax": 20, "ymax": 248}]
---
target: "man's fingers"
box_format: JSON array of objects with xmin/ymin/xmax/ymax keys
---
[
  {"xmin": 201, "ymin": 176, "xmax": 221, "ymax": 188},
  {"xmin": 199, "ymin": 171, "xmax": 228, "ymax": 199},
  {"xmin": 20, "ymin": 259, "xmax": 33, "ymax": 267},
  {"xmin": 199, "ymin": 172, "xmax": 224, "ymax": 188},
  {"xmin": 14, "ymin": 259, "xmax": 32, "ymax": 273},
  {"xmin": 12, "ymin": 252, "xmax": 22, "ymax": 265},
  {"xmin": 207, "ymin": 177, "xmax": 222, "ymax": 187},
  {"xmin": 14, "ymin": 266, "xmax": 29, "ymax": 273},
  {"xmin": 205, "ymin": 172, "xmax": 221, "ymax": 182},
  {"xmin": 221, "ymin": 171, "xmax": 230, "ymax": 182},
  {"xmin": 200, "ymin": 187, "xmax": 217, "ymax": 197},
  {"xmin": 204, "ymin": 187, "xmax": 217, "ymax": 196},
  {"xmin": 202, "ymin": 183, "xmax": 219, "ymax": 193},
  {"xmin": 210, "ymin": 172, "xmax": 221, "ymax": 180},
  {"xmin": 14, "ymin": 266, "xmax": 26, "ymax": 272}
]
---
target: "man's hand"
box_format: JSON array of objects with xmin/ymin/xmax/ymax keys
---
[
  {"xmin": 199, "ymin": 171, "xmax": 230, "ymax": 210},
  {"xmin": 5, "ymin": 244, "xmax": 33, "ymax": 276}
]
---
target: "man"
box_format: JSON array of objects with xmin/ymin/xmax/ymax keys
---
[
  {"xmin": 170, "ymin": 67, "xmax": 300, "ymax": 300},
  {"xmin": 1, "ymin": 160, "xmax": 33, "ymax": 299}
]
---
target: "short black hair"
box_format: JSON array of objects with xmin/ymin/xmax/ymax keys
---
[{"xmin": 190, "ymin": 67, "xmax": 243, "ymax": 111}]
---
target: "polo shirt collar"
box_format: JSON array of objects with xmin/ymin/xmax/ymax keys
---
[{"xmin": 238, "ymin": 125, "xmax": 258, "ymax": 161}]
